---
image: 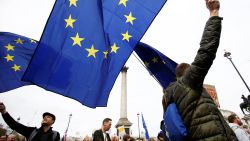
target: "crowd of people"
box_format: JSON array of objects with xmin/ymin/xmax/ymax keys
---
[{"xmin": 1, "ymin": 0, "xmax": 250, "ymax": 141}]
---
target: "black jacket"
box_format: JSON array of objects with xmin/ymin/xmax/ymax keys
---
[
  {"xmin": 2, "ymin": 112, "xmax": 60, "ymax": 141},
  {"xmin": 163, "ymin": 16, "xmax": 238, "ymax": 141},
  {"xmin": 93, "ymin": 129, "xmax": 111, "ymax": 141}
]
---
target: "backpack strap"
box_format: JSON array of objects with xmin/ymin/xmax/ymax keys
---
[
  {"xmin": 28, "ymin": 129, "xmax": 38, "ymax": 141},
  {"xmin": 168, "ymin": 83, "xmax": 178, "ymax": 104},
  {"xmin": 52, "ymin": 130, "xmax": 59, "ymax": 141},
  {"xmin": 28, "ymin": 128, "xmax": 58, "ymax": 141}
]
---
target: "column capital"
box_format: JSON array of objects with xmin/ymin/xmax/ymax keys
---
[{"xmin": 121, "ymin": 66, "xmax": 129, "ymax": 72}]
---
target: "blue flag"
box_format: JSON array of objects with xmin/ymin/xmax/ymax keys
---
[
  {"xmin": 141, "ymin": 113, "xmax": 150, "ymax": 140},
  {"xmin": 134, "ymin": 42, "xmax": 177, "ymax": 89},
  {"xmin": 0, "ymin": 32, "xmax": 37, "ymax": 93},
  {"xmin": 23, "ymin": 0, "xmax": 167, "ymax": 108}
]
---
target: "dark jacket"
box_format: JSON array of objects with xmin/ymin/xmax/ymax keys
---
[
  {"xmin": 162, "ymin": 16, "xmax": 238, "ymax": 141},
  {"xmin": 93, "ymin": 129, "xmax": 111, "ymax": 141},
  {"xmin": 2, "ymin": 112, "xmax": 60, "ymax": 141}
]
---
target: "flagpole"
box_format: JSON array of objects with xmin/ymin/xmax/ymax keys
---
[
  {"xmin": 137, "ymin": 113, "xmax": 141, "ymax": 140},
  {"xmin": 64, "ymin": 113, "xmax": 72, "ymax": 140}
]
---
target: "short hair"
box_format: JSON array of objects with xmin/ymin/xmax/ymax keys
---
[
  {"xmin": 102, "ymin": 118, "xmax": 112, "ymax": 125},
  {"xmin": 123, "ymin": 134, "xmax": 130, "ymax": 141},
  {"xmin": 129, "ymin": 137, "xmax": 135, "ymax": 141},
  {"xmin": 157, "ymin": 131, "xmax": 164, "ymax": 140},
  {"xmin": 175, "ymin": 63, "xmax": 190, "ymax": 78},
  {"xmin": 228, "ymin": 114, "xmax": 237, "ymax": 123}
]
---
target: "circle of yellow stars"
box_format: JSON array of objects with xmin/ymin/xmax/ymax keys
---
[{"xmin": 64, "ymin": 0, "xmax": 136, "ymax": 59}]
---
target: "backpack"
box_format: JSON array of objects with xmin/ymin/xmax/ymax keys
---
[
  {"xmin": 163, "ymin": 84, "xmax": 188, "ymax": 141},
  {"xmin": 28, "ymin": 128, "xmax": 58, "ymax": 141}
]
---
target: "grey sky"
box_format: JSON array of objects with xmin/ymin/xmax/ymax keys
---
[{"xmin": 0, "ymin": 0, "xmax": 250, "ymax": 138}]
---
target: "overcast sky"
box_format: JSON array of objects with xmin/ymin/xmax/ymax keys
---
[{"xmin": 1, "ymin": 0, "xmax": 250, "ymax": 138}]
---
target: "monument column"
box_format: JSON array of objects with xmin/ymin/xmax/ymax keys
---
[{"xmin": 116, "ymin": 66, "xmax": 132, "ymax": 136}]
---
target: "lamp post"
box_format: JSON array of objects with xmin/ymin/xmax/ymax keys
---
[
  {"xmin": 137, "ymin": 113, "xmax": 140, "ymax": 140},
  {"xmin": 224, "ymin": 51, "xmax": 250, "ymax": 93},
  {"xmin": 64, "ymin": 113, "xmax": 72, "ymax": 140}
]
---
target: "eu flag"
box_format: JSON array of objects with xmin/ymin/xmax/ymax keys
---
[
  {"xmin": 141, "ymin": 113, "xmax": 150, "ymax": 140},
  {"xmin": 0, "ymin": 32, "xmax": 37, "ymax": 93},
  {"xmin": 134, "ymin": 42, "xmax": 177, "ymax": 89},
  {"xmin": 23, "ymin": 0, "xmax": 167, "ymax": 108}
]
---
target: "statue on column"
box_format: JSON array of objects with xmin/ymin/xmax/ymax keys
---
[{"xmin": 240, "ymin": 94, "xmax": 250, "ymax": 115}]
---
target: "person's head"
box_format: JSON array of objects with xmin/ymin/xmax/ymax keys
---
[
  {"xmin": 123, "ymin": 134, "xmax": 130, "ymax": 141},
  {"xmin": 129, "ymin": 137, "xmax": 135, "ymax": 141},
  {"xmin": 6, "ymin": 134, "xmax": 16, "ymax": 141},
  {"xmin": 111, "ymin": 135, "xmax": 119, "ymax": 141},
  {"xmin": 228, "ymin": 114, "xmax": 242, "ymax": 126},
  {"xmin": 157, "ymin": 131, "xmax": 164, "ymax": 141},
  {"xmin": 41, "ymin": 112, "xmax": 56, "ymax": 127},
  {"xmin": 102, "ymin": 118, "xmax": 112, "ymax": 132},
  {"xmin": 175, "ymin": 63, "xmax": 190, "ymax": 79}
]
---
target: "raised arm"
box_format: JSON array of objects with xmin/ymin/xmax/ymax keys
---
[
  {"xmin": 0, "ymin": 102, "xmax": 34, "ymax": 138},
  {"xmin": 182, "ymin": 0, "xmax": 222, "ymax": 89}
]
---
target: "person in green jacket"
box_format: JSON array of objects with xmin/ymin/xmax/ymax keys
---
[{"xmin": 162, "ymin": 0, "xmax": 238, "ymax": 140}]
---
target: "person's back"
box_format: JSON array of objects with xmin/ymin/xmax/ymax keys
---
[{"xmin": 162, "ymin": 0, "xmax": 238, "ymax": 140}]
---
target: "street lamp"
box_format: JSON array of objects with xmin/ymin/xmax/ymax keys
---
[
  {"xmin": 224, "ymin": 50, "xmax": 250, "ymax": 93},
  {"xmin": 137, "ymin": 113, "xmax": 140, "ymax": 140},
  {"xmin": 63, "ymin": 113, "xmax": 72, "ymax": 139}
]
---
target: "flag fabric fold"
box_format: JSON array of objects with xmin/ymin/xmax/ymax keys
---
[
  {"xmin": 23, "ymin": 0, "xmax": 167, "ymax": 108},
  {"xmin": 134, "ymin": 42, "xmax": 177, "ymax": 89},
  {"xmin": 0, "ymin": 32, "xmax": 37, "ymax": 93},
  {"xmin": 141, "ymin": 113, "xmax": 150, "ymax": 140}
]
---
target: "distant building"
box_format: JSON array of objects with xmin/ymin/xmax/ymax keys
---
[
  {"xmin": 203, "ymin": 84, "xmax": 250, "ymax": 127},
  {"xmin": 203, "ymin": 84, "xmax": 220, "ymax": 107}
]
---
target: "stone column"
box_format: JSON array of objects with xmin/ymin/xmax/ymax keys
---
[
  {"xmin": 120, "ymin": 67, "xmax": 128, "ymax": 119},
  {"xmin": 116, "ymin": 66, "xmax": 132, "ymax": 136}
]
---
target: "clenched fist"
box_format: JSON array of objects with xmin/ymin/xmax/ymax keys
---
[{"xmin": 0, "ymin": 102, "xmax": 6, "ymax": 114}]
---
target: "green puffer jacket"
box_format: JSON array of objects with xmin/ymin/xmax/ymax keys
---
[{"xmin": 162, "ymin": 16, "xmax": 238, "ymax": 141}]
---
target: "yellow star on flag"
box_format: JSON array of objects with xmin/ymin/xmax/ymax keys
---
[
  {"xmin": 69, "ymin": 0, "xmax": 78, "ymax": 7},
  {"xmin": 65, "ymin": 14, "xmax": 76, "ymax": 28},
  {"xmin": 86, "ymin": 45, "xmax": 99, "ymax": 58},
  {"xmin": 122, "ymin": 31, "xmax": 132, "ymax": 42},
  {"xmin": 30, "ymin": 39, "xmax": 37, "ymax": 43},
  {"xmin": 4, "ymin": 54, "xmax": 14, "ymax": 62},
  {"xmin": 4, "ymin": 44, "xmax": 15, "ymax": 51},
  {"xmin": 71, "ymin": 33, "xmax": 84, "ymax": 47},
  {"xmin": 103, "ymin": 51, "xmax": 108, "ymax": 58},
  {"xmin": 12, "ymin": 64, "xmax": 21, "ymax": 71},
  {"xmin": 124, "ymin": 12, "xmax": 136, "ymax": 25},
  {"xmin": 144, "ymin": 61, "xmax": 149, "ymax": 68},
  {"xmin": 152, "ymin": 57, "xmax": 158, "ymax": 63},
  {"xmin": 110, "ymin": 43, "xmax": 120, "ymax": 53},
  {"xmin": 15, "ymin": 38, "xmax": 24, "ymax": 44},
  {"xmin": 119, "ymin": 0, "xmax": 128, "ymax": 7}
]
